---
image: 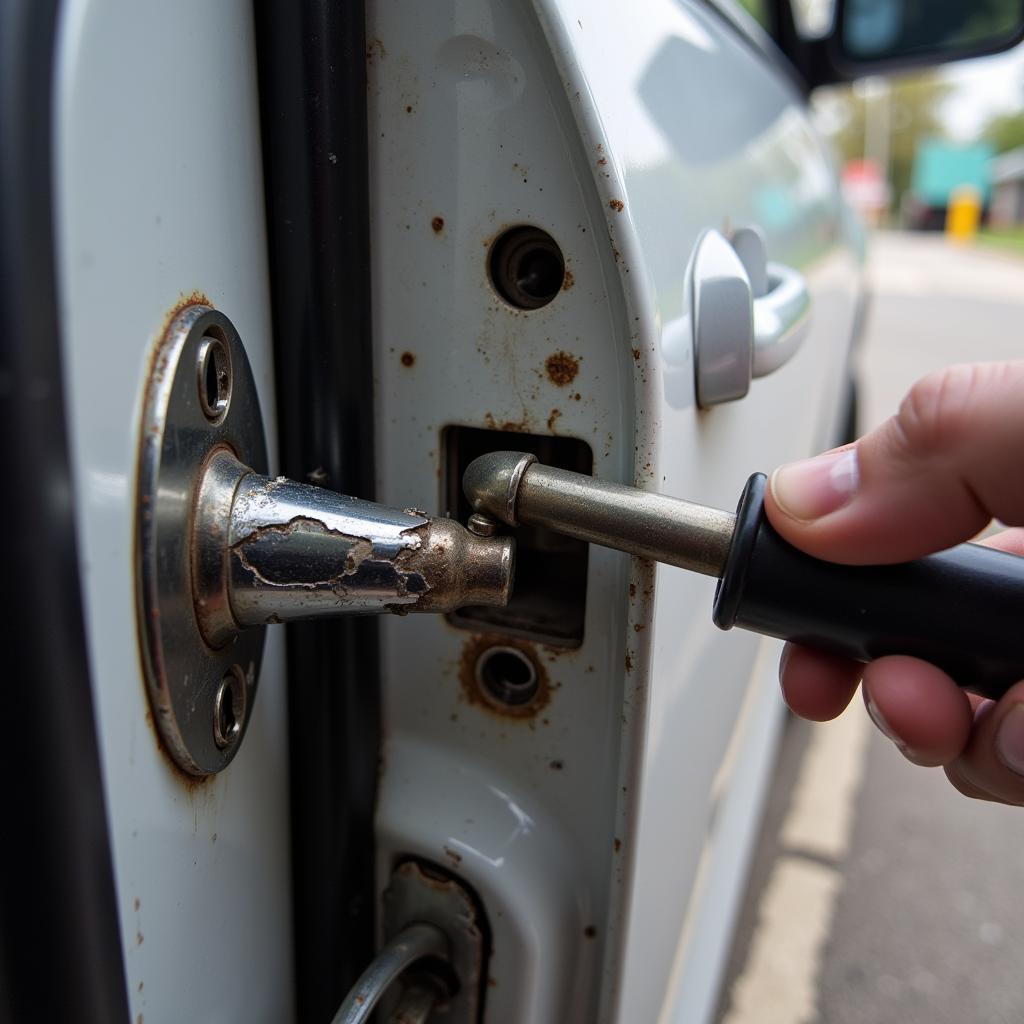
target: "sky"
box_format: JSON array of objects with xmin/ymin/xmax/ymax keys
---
[{"xmin": 942, "ymin": 42, "xmax": 1024, "ymax": 140}]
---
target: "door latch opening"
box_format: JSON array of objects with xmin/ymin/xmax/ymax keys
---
[{"xmin": 443, "ymin": 426, "xmax": 592, "ymax": 647}]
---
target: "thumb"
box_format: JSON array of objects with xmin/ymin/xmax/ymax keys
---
[{"xmin": 764, "ymin": 361, "xmax": 1024, "ymax": 564}]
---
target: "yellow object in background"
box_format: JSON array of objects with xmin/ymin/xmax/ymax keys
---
[{"xmin": 946, "ymin": 185, "xmax": 982, "ymax": 243}]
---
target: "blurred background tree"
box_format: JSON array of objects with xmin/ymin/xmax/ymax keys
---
[
  {"xmin": 827, "ymin": 73, "xmax": 953, "ymax": 211},
  {"xmin": 983, "ymin": 109, "xmax": 1024, "ymax": 152}
]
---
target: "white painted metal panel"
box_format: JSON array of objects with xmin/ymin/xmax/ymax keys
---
[
  {"xmin": 367, "ymin": 4, "xmax": 635, "ymax": 1019},
  {"xmin": 54, "ymin": 3, "xmax": 294, "ymax": 1021},
  {"xmin": 369, "ymin": 0, "xmax": 857, "ymax": 1021}
]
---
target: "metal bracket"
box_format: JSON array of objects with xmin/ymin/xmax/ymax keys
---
[
  {"xmin": 329, "ymin": 861, "xmax": 487, "ymax": 1023},
  {"xmin": 136, "ymin": 305, "xmax": 268, "ymax": 776},
  {"xmin": 381, "ymin": 861, "xmax": 486, "ymax": 1023}
]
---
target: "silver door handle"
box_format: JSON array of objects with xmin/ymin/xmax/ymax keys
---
[
  {"xmin": 752, "ymin": 262, "xmax": 811, "ymax": 378},
  {"xmin": 687, "ymin": 228, "xmax": 813, "ymax": 407}
]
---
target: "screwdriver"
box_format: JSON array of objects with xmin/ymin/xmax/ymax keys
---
[{"xmin": 463, "ymin": 452, "xmax": 1024, "ymax": 701}]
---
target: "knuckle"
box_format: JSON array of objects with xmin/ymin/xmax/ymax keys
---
[
  {"xmin": 894, "ymin": 364, "xmax": 979, "ymax": 457},
  {"xmin": 944, "ymin": 761, "xmax": 994, "ymax": 802}
]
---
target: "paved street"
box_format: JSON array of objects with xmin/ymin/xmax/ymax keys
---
[{"xmin": 716, "ymin": 232, "xmax": 1024, "ymax": 1024}]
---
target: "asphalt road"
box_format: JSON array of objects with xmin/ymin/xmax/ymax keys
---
[{"xmin": 716, "ymin": 231, "xmax": 1024, "ymax": 1024}]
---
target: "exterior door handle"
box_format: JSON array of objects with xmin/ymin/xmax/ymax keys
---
[
  {"xmin": 687, "ymin": 227, "xmax": 812, "ymax": 407},
  {"xmin": 752, "ymin": 261, "xmax": 811, "ymax": 378}
]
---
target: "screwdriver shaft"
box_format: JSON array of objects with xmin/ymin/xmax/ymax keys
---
[{"xmin": 466, "ymin": 453, "xmax": 737, "ymax": 577}]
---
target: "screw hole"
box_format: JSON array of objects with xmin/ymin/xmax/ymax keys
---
[
  {"xmin": 475, "ymin": 646, "xmax": 539, "ymax": 707},
  {"xmin": 213, "ymin": 667, "xmax": 247, "ymax": 749},
  {"xmin": 197, "ymin": 334, "xmax": 232, "ymax": 421},
  {"xmin": 488, "ymin": 226, "xmax": 565, "ymax": 310}
]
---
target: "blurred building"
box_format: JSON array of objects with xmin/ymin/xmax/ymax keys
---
[
  {"xmin": 990, "ymin": 147, "xmax": 1024, "ymax": 227},
  {"xmin": 903, "ymin": 139, "xmax": 993, "ymax": 230}
]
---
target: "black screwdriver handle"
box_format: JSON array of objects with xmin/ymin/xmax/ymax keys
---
[{"xmin": 712, "ymin": 474, "xmax": 1024, "ymax": 700}]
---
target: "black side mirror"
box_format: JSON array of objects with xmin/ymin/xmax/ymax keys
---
[{"xmin": 786, "ymin": 0, "xmax": 1024, "ymax": 88}]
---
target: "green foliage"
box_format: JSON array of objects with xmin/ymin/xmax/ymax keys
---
[
  {"xmin": 983, "ymin": 110, "xmax": 1024, "ymax": 154},
  {"xmin": 978, "ymin": 227, "xmax": 1024, "ymax": 254}
]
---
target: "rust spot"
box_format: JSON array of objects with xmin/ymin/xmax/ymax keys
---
[
  {"xmin": 156, "ymin": 290, "xmax": 214, "ymax": 346},
  {"xmin": 488, "ymin": 978, "xmax": 498, "ymax": 988},
  {"xmin": 550, "ymin": 759, "xmax": 564, "ymax": 771},
  {"xmin": 400, "ymin": 351, "xmax": 416, "ymax": 367},
  {"xmin": 613, "ymin": 837, "xmax": 622, "ymax": 853},
  {"xmin": 458, "ymin": 633, "xmax": 553, "ymax": 720},
  {"xmin": 584, "ymin": 925, "xmax": 597, "ymax": 938},
  {"xmin": 365, "ymin": 38, "xmax": 387, "ymax": 63},
  {"xmin": 156, "ymin": 742, "xmax": 215, "ymax": 794},
  {"xmin": 628, "ymin": 583, "xmax": 637, "ymax": 597},
  {"xmin": 562, "ymin": 269, "xmax": 574, "ymax": 290},
  {"xmin": 405, "ymin": 104, "xmax": 413, "ymax": 113},
  {"xmin": 597, "ymin": 157, "xmax": 608, "ymax": 166},
  {"xmin": 431, "ymin": 215, "xmax": 444, "ymax": 233},
  {"xmin": 137, "ymin": 1015, "xmax": 143, "ymax": 1024},
  {"xmin": 625, "ymin": 653, "xmax": 633, "ymax": 673},
  {"xmin": 633, "ymin": 623, "xmax": 644, "ymax": 632},
  {"xmin": 573, "ymin": 392, "xmax": 581, "ymax": 401},
  {"xmin": 443, "ymin": 845, "xmax": 463, "ymax": 866},
  {"xmin": 544, "ymin": 351, "xmax": 580, "ymax": 387},
  {"xmin": 609, "ymin": 199, "xmax": 624, "ymax": 212},
  {"xmin": 547, "ymin": 408, "xmax": 561, "ymax": 432},
  {"xmin": 631, "ymin": 348, "xmax": 641, "ymax": 362},
  {"xmin": 483, "ymin": 411, "xmax": 528, "ymax": 432}
]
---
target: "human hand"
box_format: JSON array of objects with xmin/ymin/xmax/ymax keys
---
[{"xmin": 766, "ymin": 361, "xmax": 1024, "ymax": 804}]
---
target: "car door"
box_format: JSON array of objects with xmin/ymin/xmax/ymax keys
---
[
  {"xmin": 367, "ymin": 1, "xmax": 859, "ymax": 1022},
  {"xmin": 9, "ymin": 1, "xmax": 859, "ymax": 1022}
]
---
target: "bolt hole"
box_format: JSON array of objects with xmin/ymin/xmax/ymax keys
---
[
  {"xmin": 488, "ymin": 226, "xmax": 565, "ymax": 310},
  {"xmin": 213, "ymin": 667, "xmax": 247, "ymax": 749},
  {"xmin": 197, "ymin": 333, "xmax": 232, "ymax": 421},
  {"xmin": 475, "ymin": 646, "xmax": 539, "ymax": 707}
]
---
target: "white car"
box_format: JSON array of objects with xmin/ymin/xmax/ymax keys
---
[{"xmin": 4, "ymin": 1, "xmax": 1021, "ymax": 1022}]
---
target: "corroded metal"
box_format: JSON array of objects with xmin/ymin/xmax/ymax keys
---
[
  {"xmin": 190, "ymin": 454, "xmax": 514, "ymax": 642},
  {"xmin": 139, "ymin": 306, "xmax": 514, "ymax": 777},
  {"xmin": 464, "ymin": 450, "xmax": 737, "ymax": 578},
  {"xmin": 381, "ymin": 861, "xmax": 485, "ymax": 1024}
]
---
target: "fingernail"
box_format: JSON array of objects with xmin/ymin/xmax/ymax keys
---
[
  {"xmin": 770, "ymin": 449, "xmax": 859, "ymax": 521},
  {"xmin": 864, "ymin": 689, "xmax": 901, "ymax": 745},
  {"xmin": 863, "ymin": 689, "xmax": 920, "ymax": 761},
  {"xmin": 995, "ymin": 704, "xmax": 1024, "ymax": 776},
  {"xmin": 777, "ymin": 643, "xmax": 792, "ymax": 683}
]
